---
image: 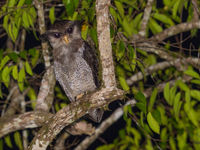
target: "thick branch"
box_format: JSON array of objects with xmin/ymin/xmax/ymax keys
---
[
  {"xmin": 0, "ymin": 111, "xmax": 53, "ymax": 138},
  {"xmin": 151, "ymin": 21, "xmax": 200, "ymax": 41},
  {"xmin": 96, "ymin": 0, "xmax": 117, "ymax": 87},
  {"xmin": 138, "ymin": 0, "xmax": 154, "ymax": 37},
  {"xmin": 35, "ymin": 66, "xmax": 55, "ymax": 111},
  {"xmin": 28, "ymin": 88, "xmax": 124, "ymax": 150}
]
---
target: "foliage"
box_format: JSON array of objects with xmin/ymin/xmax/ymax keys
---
[{"xmin": 0, "ymin": 0, "xmax": 200, "ymax": 149}]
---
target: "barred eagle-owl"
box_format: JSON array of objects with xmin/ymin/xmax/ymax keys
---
[{"xmin": 42, "ymin": 20, "xmax": 104, "ymax": 122}]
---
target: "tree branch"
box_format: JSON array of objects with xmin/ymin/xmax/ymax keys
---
[
  {"xmin": 96, "ymin": 0, "xmax": 117, "ymax": 88},
  {"xmin": 151, "ymin": 21, "xmax": 200, "ymax": 41},
  {"xmin": 138, "ymin": 0, "xmax": 154, "ymax": 37},
  {"xmin": 0, "ymin": 111, "xmax": 53, "ymax": 138},
  {"xmin": 28, "ymin": 88, "xmax": 124, "ymax": 150},
  {"xmin": 126, "ymin": 57, "xmax": 199, "ymax": 85},
  {"xmin": 33, "ymin": 0, "xmax": 56, "ymax": 112},
  {"xmin": 75, "ymin": 100, "xmax": 136, "ymax": 150}
]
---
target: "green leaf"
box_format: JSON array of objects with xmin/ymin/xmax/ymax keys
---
[
  {"xmin": 169, "ymin": 86, "xmax": 177, "ymax": 105},
  {"xmin": 18, "ymin": 66, "xmax": 25, "ymax": 91},
  {"xmin": 148, "ymin": 88, "xmax": 157, "ymax": 112},
  {"xmin": 29, "ymin": 49, "xmax": 39, "ymax": 67},
  {"xmin": 118, "ymin": 76, "xmax": 130, "ymax": 91},
  {"xmin": 8, "ymin": 52, "xmax": 19, "ymax": 63},
  {"xmin": 184, "ymin": 93, "xmax": 198, "ymax": 126},
  {"xmin": 135, "ymin": 92, "xmax": 147, "ymax": 114},
  {"xmin": 184, "ymin": 69, "xmax": 200, "ymax": 79},
  {"xmin": 17, "ymin": 0, "xmax": 25, "ymax": 7},
  {"xmin": 135, "ymin": 91, "xmax": 146, "ymax": 104},
  {"xmin": 122, "ymin": 17, "xmax": 133, "ymax": 37},
  {"xmin": 173, "ymin": 92, "xmax": 182, "ymax": 120},
  {"xmin": 177, "ymin": 132, "xmax": 187, "ymax": 150},
  {"xmin": 177, "ymin": 79, "xmax": 190, "ymax": 91},
  {"xmin": 169, "ymin": 136, "xmax": 176, "ymax": 150},
  {"xmin": 190, "ymin": 90, "xmax": 200, "ymax": 101},
  {"xmin": 27, "ymin": 88, "xmax": 37, "ymax": 109},
  {"xmin": 25, "ymin": 61, "xmax": 33, "ymax": 76},
  {"xmin": 12, "ymin": 65, "xmax": 18, "ymax": 80},
  {"xmin": 164, "ymin": 82, "xmax": 170, "ymax": 104},
  {"xmin": 147, "ymin": 112, "xmax": 160, "ymax": 134},
  {"xmin": 3, "ymin": 15, "xmax": 9, "ymax": 32},
  {"xmin": 73, "ymin": 0, "xmax": 79, "ymax": 9},
  {"xmin": 115, "ymin": 1, "xmax": 124, "ymax": 17},
  {"xmin": 132, "ymin": 13, "xmax": 143, "ymax": 32},
  {"xmin": 110, "ymin": 7, "xmax": 118, "ymax": 23},
  {"xmin": 14, "ymin": 132, "xmax": 23, "ymax": 150},
  {"xmin": 153, "ymin": 13, "xmax": 174, "ymax": 26},
  {"xmin": 49, "ymin": 7, "xmax": 56, "ymax": 24},
  {"xmin": 116, "ymin": 40, "xmax": 125, "ymax": 60},
  {"xmin": 19, "ymin": 50, "xmax": 27, "ymax": 59},
  {"xmin": 8, "ymin": 0, "xmax": 16, "ymax": 7},
  {"xmin": 149, "ymin": 18, "xmax": 163, "ymax": 34},
  {"xmin": 8, "ymin": 23, "xmax": 15, "ymax": 41},
  {"xmin": 0, "ymin": 56, "xmax": 10, "ymax": 70},
  {"xmin": 191, "ymin": 79, "xmax": 200, "ymax": 85},
  {"xmin": 22, "ymin": 11, "xmax": 29, "ymax": 28},
  {"xmin": 152, "ymin": 109, "xmax": 161, "ymax": 124},
  {"xmin": 63, "ymin": 0, "xmax": 75, "ymax": 16},
  {"xmin": 2, "ymin": 66, "xmax": 11, "ymax": 87},
  {"xmin": 81, "ymin": 24, "xmax": 88, "ymax": 40},
  {"xmin": 4, "ymin": 135, "xmax": 13, "ymax": 148},
  {"xmin": 27, "ymin": 12, "xmax": 34, "ymax": 28},
  {"xmin": 172, "ymin": 0, "xmax": 181, "ymax": 18}
]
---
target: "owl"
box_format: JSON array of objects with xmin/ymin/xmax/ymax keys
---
[{"xmin": 42, "ymin": 20, "xmax": 104, "ymax": 122}]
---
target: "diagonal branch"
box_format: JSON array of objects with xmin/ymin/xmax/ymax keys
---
[
  {"xmin": 75, "ymin": 100, "xmax": 136, "ymax": 150},
  {"xmin": 0, "ymin": 111, "xmax": 53, "ymax": 138},
  {"xmin": 28, "ymin": 88, "xmax": 124, "ymax": 150},
  {"xmin": 138, "ymin": 0, "xmax": 154, "ymax": 37},
  {"xmin": 151, "ymin": 20, "xmax": 200, "ymax": 41}
]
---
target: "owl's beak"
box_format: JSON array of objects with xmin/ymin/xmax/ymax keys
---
[{"xmin": 63, "ymin": 35, "xmax": 69, "ymax": 44}]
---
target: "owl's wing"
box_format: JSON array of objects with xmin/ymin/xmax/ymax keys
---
[{"xmin": 83, "ymin": 42, "xmax": 100, "ymax": 88}]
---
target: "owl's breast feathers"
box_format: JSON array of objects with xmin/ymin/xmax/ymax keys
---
[{"xmin": 53, "ymin": 39, "xmax": 99, "ymax": 101}]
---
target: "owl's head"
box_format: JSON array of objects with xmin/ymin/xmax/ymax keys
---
[{"xmin": 41, "ymin": 20, "xmax": 82, "ymax": 49}]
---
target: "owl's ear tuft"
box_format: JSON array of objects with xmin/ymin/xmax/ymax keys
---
[{"xmin": 40, "ymin": 33, "xmax": 48, "ymax": 42}]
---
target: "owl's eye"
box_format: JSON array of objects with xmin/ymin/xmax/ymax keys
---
[
  {"xmin": 54, "ymin": 33, "xmax": 61, "ymax": 38},
  {"xmin": 67, "ymin": 27, "xmax": 73, "ymax": 34}
]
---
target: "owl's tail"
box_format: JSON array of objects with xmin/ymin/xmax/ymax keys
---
[{"xmin": 87, "ymin": 108, "xmax": 104, "ymax": 123}]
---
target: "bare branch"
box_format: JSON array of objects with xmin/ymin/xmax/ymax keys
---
[
  {"xmin": 0, "ymin": 111, "xmax": 53, "ymax": 138},
  {"xmin": 96, "ymin": 0, "xmax": 117, "ymax": 88},
  {"xmin": 75, "ymin": 100, "xmax": 136, "ymax": 150},
  {"xmin": 35, "ymin": 66, "xmax": 55, "ymax": 111},
  {"xmin": 28, "ymin": 88, "xmax": 124, "ymax": 150},
  {"xmin": 33, "ymin": 0, "xmax": 50, "ymax": 68},
  {"xmin": 138, "ymin": 0, "xmax": 154, "ymax": 37},
  {"xmin": 151, "ymin": 21, "xmax": 200, "ymax": 41},
  {"xmin": 144, "ymin": 75, "xmax": 192, "ymax": 97},
  {"xmin": 126, "ymin": 57, "xmax": 199, "ymax": 85}
]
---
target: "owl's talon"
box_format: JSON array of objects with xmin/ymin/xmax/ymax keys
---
[{"xmin": 75, "ymin": 93, "xmax": 85, "ymax": 100}]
